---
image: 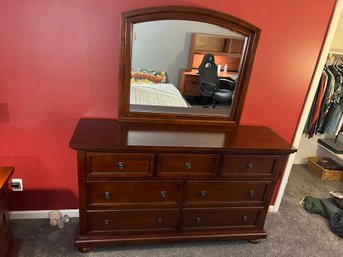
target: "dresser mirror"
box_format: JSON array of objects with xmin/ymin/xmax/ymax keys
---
[{"xmin": 119, "ymin": 7, "xmax": 260, "ymax": 125}]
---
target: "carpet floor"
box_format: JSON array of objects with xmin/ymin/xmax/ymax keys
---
[{"xmin": 11, "ymin": 165, "xmax": 343, "ymax": 257}]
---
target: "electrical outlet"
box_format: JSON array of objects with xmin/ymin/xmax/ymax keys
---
[{"xmin": 11, "ymin": 179, "xmax": 23, "ymax": 191}]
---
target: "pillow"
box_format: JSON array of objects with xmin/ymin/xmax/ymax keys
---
[{"xmin": 131, "ymin": 68, "xmax": 167, "ymax": 84}]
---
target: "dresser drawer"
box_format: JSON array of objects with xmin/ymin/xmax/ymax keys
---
[
  {"xmin": 86, "ymin": 153, "xmax": 154, "ymax": 177},
  {"xmin": 181, "ymin": 207, "xmax": 261, "ymax": 231},
  {"xmin": 184, "ymin": 181, "xmax": 270, "ymax": 206},
  {"xmin": 0, "ymin": 227, "xmax": 11, "ymax": 257},
  {"xmin": 221, "ymin": 155, "xmax": 278, "ymax": 177},
  {"xmin": 183, "ymin": 75, "xmax": 200, "ymax": 96},
  {"xmin": 88, "ymin": 181, "xmax": 182, "ymax": 207},
  {"xmin": 158, "ymin": 154, "xmax": 220, "ymax": 177},
  {"xmin": 87, "ymin": 209, "xmax": 178, "ymax": 234}
]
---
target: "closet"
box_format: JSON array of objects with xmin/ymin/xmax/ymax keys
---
[{"xmin": 295, "ymin": 5, "xmax": 343, "ymax": 167}]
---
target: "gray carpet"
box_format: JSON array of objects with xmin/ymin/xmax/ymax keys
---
[{"xmin": 12, "ymin": 165, "xmax": 343, "ymax": 257}]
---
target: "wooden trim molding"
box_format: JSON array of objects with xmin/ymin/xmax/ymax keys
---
[{"xmin": 118, "ymin": 6, "xmax": 260, "ymax": 126}]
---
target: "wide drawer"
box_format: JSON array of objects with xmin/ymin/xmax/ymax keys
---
[
  {"xmin": 221, "ymin": 155, "xmax": 278, "ymax": 177},
  {"xmin": 184, "ymin": 181, "xmax": 270, "ymax": 206},
  {"xmin": 86, "ymin": 153, "xmax": 154, "ymax": 177},
  {"xmin": 87, "ymin": 209, "xmax": 178, "ymax": 234},
  {"xmin": 181, "ymin": 207, "xmax": 262, "ymax": 231},
  {"xmin": 158, "ymin": 154, "xmax": 220, "ymax": 177},
  {"xmin": 87, "ymin": 181, "xmax": 182, "ymax": 207}
]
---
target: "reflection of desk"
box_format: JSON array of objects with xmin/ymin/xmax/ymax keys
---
[{"xmin": 178, "ymin": 69, "xmax": 238, "ymax": 96}]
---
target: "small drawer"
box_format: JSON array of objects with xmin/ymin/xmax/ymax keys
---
[
  {"xmin": 184, "ymin": 181, "xmax": 270, "ymax": 206},
  {"xmin": 86, "ymin": 153, "xmax": 154, "ymax": 177},
  {"xmin": 88, "ymin": 181, "xmax": 182, "ymax": 207},
  {"xmin": 87, "ymin": 209, "xmax": 178, "ymax": 234},
  {"xmin": 158, "ymin": 154, "xmax": 220, "ymax": 178},
  {"xmin": 181, "ymin": 207, "xmax": 261, "ymax": 231},
  {"xmin": 221, "ymin": 155, "xmax": 278, "ymax": 177},
  {"xmin": 184, "ymin": 76, "xmax": 200, "ymax": 96}
]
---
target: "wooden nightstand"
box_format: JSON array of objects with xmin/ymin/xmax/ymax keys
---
[{"xmin": 0, "ymin": 167, "xmax": 19, "ymax": 257}]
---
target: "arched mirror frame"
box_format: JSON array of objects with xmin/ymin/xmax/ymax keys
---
[{"xmin": 118, "ymin": 6, "xmax": 260, "ymax": 126}]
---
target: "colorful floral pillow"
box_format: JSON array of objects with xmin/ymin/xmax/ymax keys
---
[{"xmin": 131, "ymin": 68, "xmax": 168, "ymax": 84}]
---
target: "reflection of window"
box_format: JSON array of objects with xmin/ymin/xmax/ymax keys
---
[{"xmin": 128, "ymin": 131, "xmax": 226, "ymax": 147}]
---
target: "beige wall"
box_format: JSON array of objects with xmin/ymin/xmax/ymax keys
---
[{"xmin": 331, "ymin": 10, "xmax": 343, "ymax": 52}]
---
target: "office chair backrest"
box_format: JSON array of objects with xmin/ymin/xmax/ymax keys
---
[{"xmin": 198, "ymin": 54, "xmax": 219, "ymax": 86}]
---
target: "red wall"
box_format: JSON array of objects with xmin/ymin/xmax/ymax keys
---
[{"xmin": 0, "ymin": 0, "xmax": 335, "ymax": 210}]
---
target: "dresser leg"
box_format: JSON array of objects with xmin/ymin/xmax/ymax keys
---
[
  {"xmin": 247, "ymin": 239, "xmax": 260, "ymax": 244},
  {"xmin": 77, "ymin": 246, "xmax": 93, "ymax": 253}
]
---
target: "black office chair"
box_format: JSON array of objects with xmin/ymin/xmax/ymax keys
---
[{"xmin": 198, "ymin": 54, "xmax": 236, "ymax": 108}]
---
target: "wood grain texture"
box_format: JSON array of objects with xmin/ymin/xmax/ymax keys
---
[
  {"xmin": 70, "ymin": 118, "xmax": 296, "ymax": 154},
  {"xmin": 70, "ymin": 118, "xmax": 295, "ymax": 252},
  {"xmin": 0, "ymin": 167, "xmax": 19, "ymax": 257},
  {"xmin": 118, "ymin": 6, "xmax": 260, "ymax": 126}
]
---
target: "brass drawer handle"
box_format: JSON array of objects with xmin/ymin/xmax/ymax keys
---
[
  {"xmin": 156, "ymin": 218, "xmax": 164, "ymax": 224},
  {"xmin": 104, "ymin": 219, "xmax": 110, "ymax": 225},
  {"xmin": 185, "ymin": 162, "xmax": 192, "ymax": 170},
  {"xmin": 248, "ymin": 190, "xmax": 255, "ymax": 198},
  {"xmin": 195, "ymin": 216, "xmax": 201, "ymax": 224},
  {"xmin": 117, "ymin": 162, "xmax": 125, "ymax": 169},
  {"xmin": 104, "ymin": 191, "xmax": 112, "ymax": 199},
  {"xmin": 160, "ymin": 191, "xmax": 167, "ymax": 198},
  {"xmin": 247, "ymin": 163, "xmax": 254, "ymax": 170},
  {"xmin": 199, "ymin": 190, "xmax": 206, "ymax": 198},
  {"xmin": 242, "ymin": 215, "xmax": 248, "ymax": 224}
]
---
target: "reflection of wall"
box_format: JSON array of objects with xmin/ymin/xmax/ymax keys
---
[{"xmin": 132, "ymin": 20, "xmax": 243, "ymax": 86}]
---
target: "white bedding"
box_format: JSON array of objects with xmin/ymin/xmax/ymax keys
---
[{"xmin": 130, "ymin": 83, "xmax": 189, "ymax": 107}]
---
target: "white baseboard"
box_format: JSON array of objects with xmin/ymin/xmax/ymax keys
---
[
  {"xmin": 10, "ymin": 205, "xmax": 275, "ymax": 219},
  {"xmin": 10, "ymin": 209, "xmax": 79, "ymax": 220},
  {"xmin": 268, "ymin": 205, "xmax": 274, "ymax": 212}
]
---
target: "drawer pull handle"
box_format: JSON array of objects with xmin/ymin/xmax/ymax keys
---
[
  {"xmin": 117, "ymin": 162, "xmax": 125, "ymax": 169},
  {"xmin": 247, "ymin": 163, "xmax": 254, "ymax": 170},
  {"xmin": 199, "ymin": 190, "xmax": 206, "ymax": 198},
  {"xmin": 195, "ymin": 217, "xmax": 201, "ymax": 224},
  {"xmin": 156, "ymin": 218, "xmax": 164, "ymax": 224},
  {"xmin": 160, "ymin": 191, "xmax": 167, "ymax": 198},
  {"xmin": 185, "ymin": 162, "xmax": 192, "ymax": 170},
  {"xmin": 104, "ymin": 191, "xmax": 112, "ymax": 199},
  {"xmin": 242, "ymin": 215, "xmax": 248, "ymax": 224},
  {"xmin": 249, "ymin": 190, "xmax": 255, "ymax": 198},
  {"xmin": 104, "ymin": 219, "xmax": 110, "ymax": 225}
]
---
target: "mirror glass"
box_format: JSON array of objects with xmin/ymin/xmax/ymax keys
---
[{"xmin": 129, "ymin": 20, "xmax": 247, "ymax": 117}]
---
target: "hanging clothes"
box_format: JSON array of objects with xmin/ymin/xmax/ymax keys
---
[{"xmin": 305, "ymin": 54, "xmax": 343, "ymax": 138}]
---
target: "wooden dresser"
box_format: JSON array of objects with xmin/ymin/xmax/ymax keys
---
[
  {"xmin": 70, "ymin": 118, "xmax": 296, "ymax": 252},
  {"xmin": 0, "ymin": 167, "xmax": 18, "ymax": 257}
]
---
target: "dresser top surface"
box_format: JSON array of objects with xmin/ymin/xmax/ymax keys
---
[
  {"xmin": 0, "ymin": 167, "xmax": 14, "ymax": 189},
  {"xmin": 69, "ymin": 118, "xmax": 296, "ymax": 154}
]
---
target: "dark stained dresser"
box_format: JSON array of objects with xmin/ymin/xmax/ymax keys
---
[
  {"xmin": 0, "ymin": 167, "xmax": 18, "ymax": 257},
  {"xmin": 69, "ymin": 118, "xmax": 296, "ymax": 252}
]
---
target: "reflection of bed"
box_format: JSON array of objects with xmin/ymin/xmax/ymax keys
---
[{"xmin": 130, "ymin": 83, "xmax": 189, "ymax": 107}]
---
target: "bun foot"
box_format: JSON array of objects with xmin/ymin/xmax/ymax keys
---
[
  {"xmin": 77, "ymin": 246, "xmax": 93, "ymax": 253},
  {"xmin": 247, "ymin": 239, "xmax": 260, "ymax": 244}
]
